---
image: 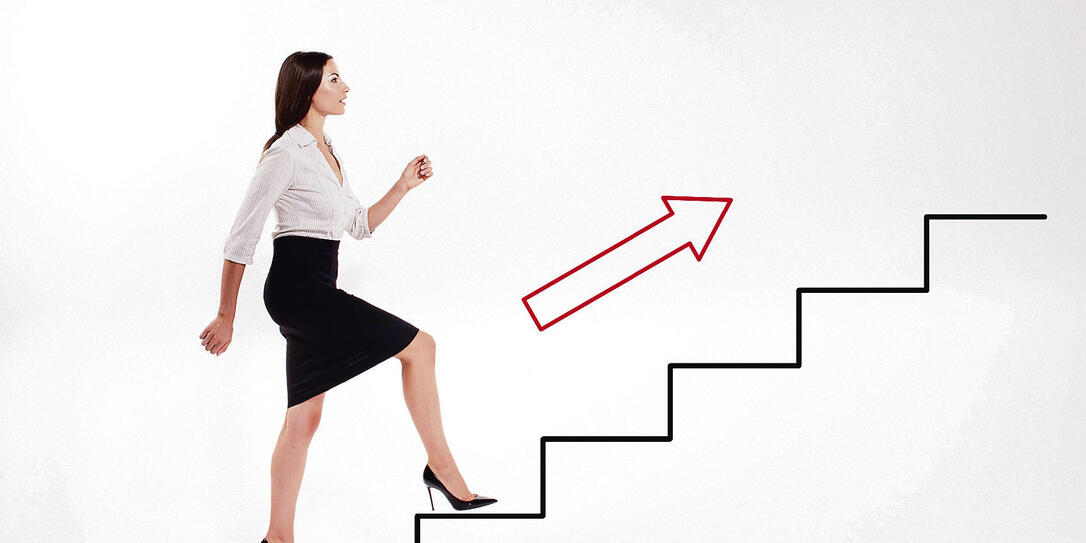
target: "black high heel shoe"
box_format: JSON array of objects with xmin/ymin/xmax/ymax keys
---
[{"xmin": 423, "ymin": 464, "xmax": 497, "ymax": 511}]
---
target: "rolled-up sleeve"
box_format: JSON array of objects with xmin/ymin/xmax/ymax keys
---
[
  {"xmin": 344, "ymin": 200, "xmax": 373, "ymax": 240},
  {"xmin": 223, "ymin": 144, "xmax": 294, "ymax": 265},
  {"xmin": 342, "ymin": 181, "xmax": 373, "ymax": 240}
]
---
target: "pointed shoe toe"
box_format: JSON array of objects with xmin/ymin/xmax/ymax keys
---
[{"xmin": 423, "ymin": 464, "xmax": 498, "ymax": 511}]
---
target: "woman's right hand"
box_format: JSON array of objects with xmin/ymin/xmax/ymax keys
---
[{"xmin": 200, "ymin": 316, "xmax": 234, "ymax": 356}]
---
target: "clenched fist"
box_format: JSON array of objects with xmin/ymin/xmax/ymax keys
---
[{"xmin": 398, "ymin": 154, "xmax": 433, "ymax": 192}]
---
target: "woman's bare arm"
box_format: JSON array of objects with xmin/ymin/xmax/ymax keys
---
[
  {"xmin": 218, "ymin": 260, "xmax": 245, "ymax": 321},
  {"xmin": 367, "ymin": 154, "xmax": 432, "ymax": 233},
  {"xmin": 200, "ymin": 259, "xmax": 245, "ymax": 356},
  {"xmin": 366, "ymin": 180, "xmax": 409, "ymax": 233}
]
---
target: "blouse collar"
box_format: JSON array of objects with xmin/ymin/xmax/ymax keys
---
[{"xmin": 287, "ymin": 123, "xmax": 332, "ymax": 148}]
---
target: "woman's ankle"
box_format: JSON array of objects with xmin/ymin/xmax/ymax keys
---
[
  {"xmin": 264, "ymin": 532, "xmax": 292, "ymax": 543},
  {"xmin": 427, "ymin": 456, "xmax": 456, "ymax": 473}
]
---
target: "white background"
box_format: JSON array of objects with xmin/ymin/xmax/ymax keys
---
[{"xmin": 1, "ymin": 1, "xmax": 1083, "ymax": 541}]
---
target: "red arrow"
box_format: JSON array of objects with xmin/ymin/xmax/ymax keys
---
[{"xmin": 522, "ymin": 195, "xmax": 732, "ymax": 331}]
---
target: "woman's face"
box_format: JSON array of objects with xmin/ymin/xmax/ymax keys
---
[{"xmin": 310, "ymin": 59, "xmax": 350, "ymax": 116}]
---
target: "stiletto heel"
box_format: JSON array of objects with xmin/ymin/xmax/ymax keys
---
[
  {"xmin": 428, "ymin": 486, "xmax": 435, "ymax": 511},
  {"xmin": 423, "ymin": 464, "xmax": 497, "ymax": 511}
]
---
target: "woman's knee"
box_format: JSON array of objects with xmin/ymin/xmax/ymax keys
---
[
  {"xmin": 397, "ymin": 330, "xmax": 436, "ymax": 363},
  {"xmin": 285, "ymin": 393, "xmax": 325, "ymax": 434}
]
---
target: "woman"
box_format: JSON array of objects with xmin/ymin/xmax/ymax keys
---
[{"xmin": 197, "ymin": 51, "xmax": 496, "ymax": 543}]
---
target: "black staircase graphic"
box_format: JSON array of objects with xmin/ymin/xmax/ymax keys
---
[{"xmin": 414, "ymin": 213, "xmax": 1048, "ymax": 542}]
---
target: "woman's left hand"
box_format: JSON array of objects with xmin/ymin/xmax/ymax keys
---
[{"xmin": 398, "ymin": 154, "xmax": 433, "ymax": 192}]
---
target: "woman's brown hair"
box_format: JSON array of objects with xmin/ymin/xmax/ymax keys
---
[{"xmin": 262, "ymin": 51, "xmax": 333, "ymax": 153}]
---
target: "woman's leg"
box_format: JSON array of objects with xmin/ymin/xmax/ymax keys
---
[
  {"xmin": 396, "ymin": 330, "xmax": 478, "ymax": 501},
  {"xmin": 265, "ymin": 392, "xmax": 325, "ymax": 543}
]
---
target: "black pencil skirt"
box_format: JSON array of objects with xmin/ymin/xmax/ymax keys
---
[{"xmin": 263, "ymin": 235, "xmax": 420, "ymax": 408}]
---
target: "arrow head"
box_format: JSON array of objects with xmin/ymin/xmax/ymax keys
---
[{"xmin": 661, "ymin": 196, "xmax": 732, "ymax": 260}]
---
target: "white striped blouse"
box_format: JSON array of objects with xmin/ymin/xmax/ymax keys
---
[{"xmin": 223, "ymin": 123, "xmax": 373, "ymax": 266}]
